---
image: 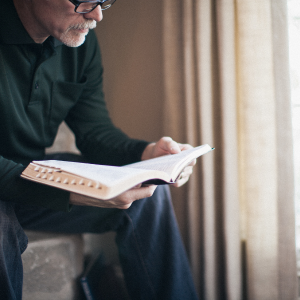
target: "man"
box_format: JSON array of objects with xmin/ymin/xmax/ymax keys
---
[{"xmin": 0, "ymin": 0, "xmax": 198, "ymax": 299}]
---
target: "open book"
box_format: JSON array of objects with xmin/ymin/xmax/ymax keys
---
[{"xmin": 21, "ymin": 144, "xmax": 213, "ymax": 200}]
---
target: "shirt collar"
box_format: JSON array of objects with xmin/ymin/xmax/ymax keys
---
[{"xmin": 0, "ymin": 0, "xmax": 62, "ymax": 47}]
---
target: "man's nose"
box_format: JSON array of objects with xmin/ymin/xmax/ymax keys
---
[{"xmin": 84, "ymin": 5, "xmax": 103, "ymax": 22}]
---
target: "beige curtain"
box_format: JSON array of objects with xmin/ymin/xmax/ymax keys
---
[{"xmin": 162, "ymin": 0, "xmax": 297, "ymax": 299}]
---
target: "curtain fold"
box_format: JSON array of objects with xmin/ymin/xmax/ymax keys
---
[
  {"xmin": 162, "ymin": 0, "xmax": 297, "ymax": 299},
  {"xmin": 271, "ymin": 2, "xmax": 297, "ymax": 298}
]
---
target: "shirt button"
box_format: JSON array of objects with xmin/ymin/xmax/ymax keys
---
[{"xmin": 35, "ymin": 82, "xmax": 39, "ymax": 89}]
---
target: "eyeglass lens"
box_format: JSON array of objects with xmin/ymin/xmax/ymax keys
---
[{"xmin": 76, "ymin": 0, "xmax": 115, "ymax": 13}]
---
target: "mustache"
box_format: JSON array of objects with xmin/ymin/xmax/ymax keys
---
[{"xmin": 69, "ymin": 20, "xmax": 97, "ymax": 30}]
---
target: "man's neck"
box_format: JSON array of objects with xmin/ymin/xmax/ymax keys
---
[{"xmin": 13, "ymin": 0, "xmax": 49, "ymax": 44}]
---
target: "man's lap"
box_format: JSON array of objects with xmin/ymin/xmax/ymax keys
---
[{"xmin": 14, "ymin": 184, "xmax": 170, "ymax": 235}]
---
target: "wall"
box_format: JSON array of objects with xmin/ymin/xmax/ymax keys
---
[{"xmin": 94, "ymin": 0, "xmax": 164, "ymax": 142}]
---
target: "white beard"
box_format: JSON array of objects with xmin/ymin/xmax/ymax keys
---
[{"xmin": 59, "ymin": 20, "xmax": 97, "ymax": 47}]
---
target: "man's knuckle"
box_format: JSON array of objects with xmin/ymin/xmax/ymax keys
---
[
  {"xmin": 118, "ymin": 203, "xmax": 132, "ymax": 209},
  {"xmin": 147, "ymin": 189, "xmax": 155, "ymax": 198}
]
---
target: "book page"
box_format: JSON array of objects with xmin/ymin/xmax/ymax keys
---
[{"xmin": 126, "ymin": 144, "xmax": 213, "ymax": 181}]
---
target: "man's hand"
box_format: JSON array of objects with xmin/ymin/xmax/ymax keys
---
[
  {"xmin": 69, "ymin": 184, "xmax": 157, "ymax": 209},
  {"xmin": 141, "ymin": 137, "xmax": 196, "ymax": 187}
]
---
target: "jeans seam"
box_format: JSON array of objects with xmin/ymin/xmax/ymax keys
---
[
  {"xmin": 16, "ymin": 228, "xmax": 28, "ymax": 254},
  {"xmin": 124, "ymin": 211, "xmax": 158, "ymax": 300},
  {"xmin": 19, "ymin": 238, "xmax": 28, "ymax": 254}
]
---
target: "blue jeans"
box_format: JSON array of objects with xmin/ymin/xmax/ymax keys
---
[{"xmin": 0, "ymin": 155, "xmax": 198, "ymax": 300}]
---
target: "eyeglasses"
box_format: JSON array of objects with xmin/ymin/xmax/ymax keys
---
[{"xmin": 69, "ymin": 0, "xmax": 116, "ymax": 14}]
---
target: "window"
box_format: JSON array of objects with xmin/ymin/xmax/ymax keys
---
[{"xmin": 288, "ymin": 0, "xmax": 300, "ymax": 263}]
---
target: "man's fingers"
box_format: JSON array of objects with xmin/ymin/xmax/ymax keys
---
[
  {"xmin": 189, "ymin": 159, "xmax": 197, "ymax": 167},
  {"xmin": 70, "ymin": 185, "xmax": 157, "ymax": 209},
  {"xmin": 178, "ymin": 143, "xmax": 193, "ymax": 151},
  {"xmin": 183, "ymin": 166, "xmax": 194, "ymax": 175},
  {"xmin": 177, "ymin": 166, "xmax": 194, "ymax": 180},
  {"xmin": 172, "ymin": 165, "xmax": 195, "ymax": 188},
  {"xmin": 129, "ymin": 184, "xmax": 157, "ymax": 199},
  {"xmin": 158, "ymin": 137, "xmax": 181, "ymax": 155},
  {"xmin": 173, "ymin": 176, "xmax": 190, "ymax": 187},
  {"xmin": 132, "ymin": 183, "xmax": 143, "ymax": 189},
  {"xmin": 113, "ymin": 203, "xmax": 133, "ymax": 209},
  {"xmin": 113, "ymin": 185, "xmax": 157, "ymax": 206},
  {"xmin": 141, "ymin": 137, "xmax": 196, "ymax": 160}
]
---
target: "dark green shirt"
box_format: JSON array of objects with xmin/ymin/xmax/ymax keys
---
[{"xmin": 0, "ymin": 0, "xmax": 149, "ymax": 211}]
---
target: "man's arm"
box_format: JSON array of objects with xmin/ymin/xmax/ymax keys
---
[{"xmin": 0, "ymin": 156, "xmax": 71, "ymax": 211}]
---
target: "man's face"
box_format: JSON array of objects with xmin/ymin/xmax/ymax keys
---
[{"xmin": 25, "ymin": 0, "xmax": 103, "ymax": 46}]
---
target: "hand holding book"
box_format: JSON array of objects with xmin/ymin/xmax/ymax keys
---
[
  {"xmin": 69, "ymin": 183, "xmax": 157, "ymax": 209},
  {"xmin": 141, "ymin": 137, "xmax": 197, "ymax": 188}
]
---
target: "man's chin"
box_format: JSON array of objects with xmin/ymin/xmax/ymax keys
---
[{"xmin": 59, "ymin": 32, "xmax": 88, "ymax": 47}]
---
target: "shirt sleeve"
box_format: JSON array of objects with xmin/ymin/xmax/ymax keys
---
[
  {"xmin": 65, "ymin": 31, "xmax": 150, "ymax": 166},
  {"xmin": 0, "ymin": 155, "xmax": 71, "ymax": 211}
]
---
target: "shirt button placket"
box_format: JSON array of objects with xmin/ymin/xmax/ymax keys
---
[{"xmin": 30, "ymin": 71, "xmax": 40, "ymax": 104}]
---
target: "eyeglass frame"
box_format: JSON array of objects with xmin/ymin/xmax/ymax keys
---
[{"xmin": 68, "ymin": 0, "xmax": 116, "ymax": 13}]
